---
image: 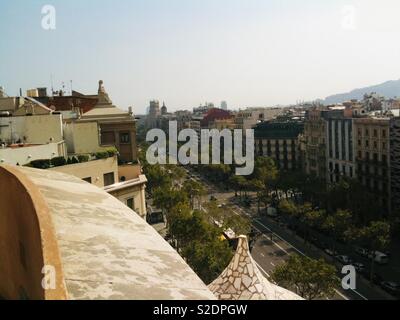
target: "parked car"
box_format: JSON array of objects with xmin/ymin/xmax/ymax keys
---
[
  {"xmin": 355, "ymin": 246, "xmax": 369, "ymax": 258},
  {"xmin": 381, "ymin": 281, "xmax": 400, "ymax": 296},
  {"xmin": 278, "ymin": 221, "xmax": 287, "ymax": 228},
  {"xmin": 310, "ymin": 236, "xmax": 319, "ymax": 245},
  {"xmin": 336, "ymin": 255, "xmax": 353, "ymax": 264},
  {"xmin": 353, "ymin": 262, "xmax": 366, "ymax": 273},
  {"xmin": 324, "ymin": 248, "xmax": 338, "ymax": 256},
  {"xmin": 371, "ymin": 273, "xmax": 384, "ymax": 285},
  {"xmin": 368, "ymin": 251, "xmax": 389, "ymax": 265},
  {"xmin": 384, "ymin": 251, "xmax": 392, "ymax": 258}
]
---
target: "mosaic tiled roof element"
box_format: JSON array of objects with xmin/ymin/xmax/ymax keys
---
[{"xmin": 208, "ymin": 235, "xmax": 303, "ymax": 300}]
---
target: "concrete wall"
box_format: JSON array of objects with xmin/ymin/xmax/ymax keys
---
[
  {"xmin": 64, "ymin": 121, "xmax": 102, "ymax": 155},
  {"xmin": 0, "ymin": 114, "xmax": 63, "ymax": 145},
  {"xmin": 0, "ymin": 142, "xmax": 66, "ymax": 166},
  {"xmin": 0, "ymin": 165, "xmax": 67, "ymax": 300},
  {"xmin": 108, "ymin": 183, "xmax": 147, "ymax": 218},
  {"xmin": 50, "ymin": 156, "xmax": 118, "ymax": 188},
  {"xmin": 0, "ymin": 97, "xmax": 18, "ymax": 112},
  {"xmin": 118, "ymin": 163, "xmax": 141, "ymax": 181},
  {"xmin": 106, "ymin": 175, "xmax": 147, "ymax": 218}
]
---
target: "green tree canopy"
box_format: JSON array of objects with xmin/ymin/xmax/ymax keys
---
[{"xmin": 271, "ymin": 255, "xmax": 339, "ymax": 300}]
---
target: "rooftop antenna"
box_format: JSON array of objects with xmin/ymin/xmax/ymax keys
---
[{"xmin": 50, "ymin": 74, "xmax": 54, "ymax": 96}]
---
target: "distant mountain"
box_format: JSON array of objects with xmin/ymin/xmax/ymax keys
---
[{"xmin": 323, "ymin": 79, "xmax": 400, "ymax": 105}]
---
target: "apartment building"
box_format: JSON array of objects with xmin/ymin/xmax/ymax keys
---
[
  {"xmin": 254, "ymin": 120, "xmax": 304, "ymax": 170},
  {"xmin": 234, "ymin": 108, "xmax": 284, "ymax": 131},
  {"xmin": 0, "ymin": 81, "xmax": 146, "ymax": 217},
  {"xmin": 354, "ymin": 117, "xmax": 391, "ymax": 214},
  {"xmin": 304, "ymin": 108, "xmax": 328, "ymax": 180},
  {"xmin": 325, "ymin": 108, "xmax": 356, "ymax": 183},
  {"xmin": 390, "ymin": 117, "xmax": 400, "ymax": 216}
]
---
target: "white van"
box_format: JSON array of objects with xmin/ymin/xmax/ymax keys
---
[{"xmin": 368, "ymin": 251, "xmax": 389, "ymax": 265}]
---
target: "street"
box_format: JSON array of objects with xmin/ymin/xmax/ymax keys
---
[{"xmin": 185, "ymin": 168, "xmax": 396, "ymax": 300}]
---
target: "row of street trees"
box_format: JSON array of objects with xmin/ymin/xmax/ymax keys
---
[
  {"xmin": 138, "ymin": 143, "xmax": 251, "ymax": 284},
  {"xmin": 278, "ymin": 199, "xmax": 391, "ymax": 281}
]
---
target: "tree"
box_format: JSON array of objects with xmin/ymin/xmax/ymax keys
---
[
  {"xmin": 204, "ymin": 201, "xmax": 251, "ymax": 236},
  {"xmin": 165, "ymin": 165, "xmax": 187, "ymax": 187},
  {"xmin": 170, "ymin": 210, "xmax": 234, "ymax": 284},
  {"xmin": 183, "ymin": 180, "xmax": 206, "ymax": 210},
  {"xmin": 278, "ymin": 199, "xmax": 298, "ymax": 216},
  {"xmin": 250, "ymin": 179, "xmax": 265, "ymax": 213},
  {"xmin": 271, "ymin": 255, "xmax": 339, "ymax": 300},
  {"xmin": 144, "ymin": 164, "xmax": 172, "ymax": 194},
  {"xmin": 354, "ymin": 221, "xmax": 391, "ymax": 281},
  {"xmin": 232, "ymin": 176, "xmax": 247, "ymax": 200},
  {"xmin": 323, "ymin": 209, "xmax": 353, "ymax": 251},
  {"xmin": 167, "ymin": 202, "xmax": 193, "ymax": 251},
  {"xmin": 253, "ymin": 157, "xmax": 278, "ymax": 197},
  {"xmin": 153, "ymin": 187, "xmax": 188, "ymax": 222},
  {"xmin": 301, "ymin": 209, "xmax": 326, "ymax": 243},
  {"xmin": 183, "ymin": 236, "xmax": 233, "ymax": 284}
]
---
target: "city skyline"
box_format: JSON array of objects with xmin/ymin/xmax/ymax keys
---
[{"xmin": 1, "ymin": 0, "xmax": 400, "ymax": 114}]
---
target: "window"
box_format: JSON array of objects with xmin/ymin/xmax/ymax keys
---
[
  {"xmin": 103, "ymin": 172, "xmax": 115, "ymax": 186},
  {"xmin": 101, "ymin": 131, "xmax": 115, "ymax": 145},
  {"xmin": 382, "ymin": 129, "xmax": 387, "ymax": 138},
  {"xmin": 126, "ymin": 198, "xmax": 134, "ymax": 210},
  {"xmin": 119, "ymin": 132, "xmax": 130, "ymax": 144},
  {"xmin": 373, "ymin": 129, "xmax": 378, "ymax": 137},
  {"xmin": 82, "ymin": 177, "xmax": 92, "ymax": 184},
  {"xmin": 365, "ymin": 140, "xmax": 369, "ymax": 147},
  {"xmin": 365, "ymin": 129, "xmax": 369, "ymax": 136}
]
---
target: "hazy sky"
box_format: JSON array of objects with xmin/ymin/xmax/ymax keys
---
[{"xmin": 1, "ymin": 0, "xmax": 400, "ymax": 114}]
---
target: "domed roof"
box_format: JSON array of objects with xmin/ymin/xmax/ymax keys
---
[{"xmin": 208, "ymin": 235, "xmax": 303, "ymax": 300}]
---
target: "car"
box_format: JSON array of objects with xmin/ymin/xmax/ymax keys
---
[
  {"xmin": 368, "ymin": 251, "xmax": 389, "ymax": 265},
  {"xmin": 278, "ymin": 221, "xmax": 287, "ymax": 228},
  {"xmin": 371, "ymin": 273, "xmax": 384, "ymax": 285},
  {"xmin": 355, "ymin": 246, "xmax": 369, "ymax": 258},
  {"xmin": 324, "ymin": 248, "xmax": 338, "ymax": 256},
  {"xmin": 384, "ymin": 251, "xmax": 392, "ymax": 258},
  {"xmin": 310, "ymin": 236, "xmax": 319, "ymax": 244},
  {"xmin": 381, "ymin": 281, "xmax": 400, "ymax": 296},
  {"xmin": 336, "ymin": 255, "xmax": 353, "ymax": 264},
  {"xmin": 352, "ymin": 262, "xmax": 366, "ymax": 273}
]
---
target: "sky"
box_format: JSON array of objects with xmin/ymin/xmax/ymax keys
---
[{"xmin": 1, "ymin": 0, "xmax": 400, "ymax": 114}]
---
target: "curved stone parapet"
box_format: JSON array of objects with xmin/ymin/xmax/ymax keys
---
[
  {"xmin": 0, "ymin": 165, "xmax": 68, "ymax": 300},
  {"xmin": 0, "ymin": 165, "xmax": 215, "ymax": 300}
]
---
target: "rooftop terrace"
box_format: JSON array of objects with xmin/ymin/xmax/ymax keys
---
[{"xmin": 0, "ymin": 165, "xmax": 215, "ymax": 300}]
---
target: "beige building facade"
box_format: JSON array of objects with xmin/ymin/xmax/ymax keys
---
[
  {"xmin": 0, "ymin": 114, "xmax": 63, "ymax": 145},
  {"xmin": 353, "ymin": 117, "xmax": 391, "ymax": 214},
  {"xmin": 304, "ymin": 109, "xmax": 327, "ymax": 179}
]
